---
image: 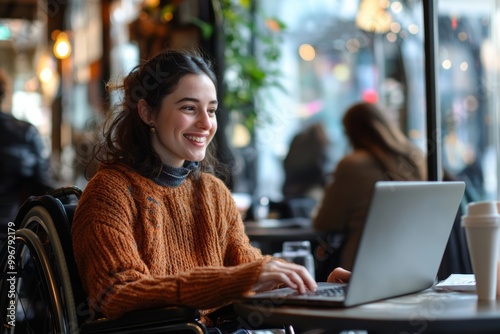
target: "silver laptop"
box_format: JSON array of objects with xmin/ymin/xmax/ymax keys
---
[{"xmin": 245, "ymin": 181, "xmax": 466, "ymax": 307}]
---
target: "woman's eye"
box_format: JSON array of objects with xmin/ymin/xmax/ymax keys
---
[
  {"xmin": 182, "ymin": 105, "xmax": 195, "ymax": 111},
  {"xmin": 208, "ymin": 109, "xmax": 217, "ymax": 115}
]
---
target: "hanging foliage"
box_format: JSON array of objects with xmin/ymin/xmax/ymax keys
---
[
  {"xmin": 137, "ymin": 0, "xmax": 286, "ymax": 132},
  {"xmin": 212, "ymin": 0, "xmax": 286, "ymax": 132}
]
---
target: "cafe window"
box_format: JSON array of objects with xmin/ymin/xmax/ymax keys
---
[
  {"xmin": 437, "ymin": 0, "xmax": 500, "ymax": 200},
  {"xmin": 252, "ymin": 0, "xmax": 499, "ymax": 202},
  {"xmin": 254, "ymin": 0, "xmax": 426, "ymax": 199}
]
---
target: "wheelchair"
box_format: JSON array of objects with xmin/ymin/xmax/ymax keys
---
[
  {"xmin": 0, "ymin": 186, "xmax": 209, "ymax": 333},
  {"xmin": 0, "ymin": 186, "xmax": 294, "ymax": 334}
]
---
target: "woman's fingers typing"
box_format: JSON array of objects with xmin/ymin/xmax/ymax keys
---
[
  {"xmin": 327, "ymin": 267, "xmax": 351, "ymax": 283},
  {"xmin": 254, "ymin": 260, "xmax": 317, "ymax": 294}
]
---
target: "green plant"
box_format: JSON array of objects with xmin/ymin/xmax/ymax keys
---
[
  {"xmin": 141, "ymin": 0, "xmax": 286, "ymax": 133},
  {"xmin": 212, "ymin": 0, "xmax": 286, "ymax": 132}
]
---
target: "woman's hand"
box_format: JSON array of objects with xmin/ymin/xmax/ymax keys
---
[
  {"xmin": 327, "ymin": 267, "xmax": 351, "ymax": 283},
  {"xmin": 253, "ymin": 260, "xmax": 317, "ymax": 294}
]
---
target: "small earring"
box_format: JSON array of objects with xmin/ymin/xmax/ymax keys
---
[{"xmin": 150, "ymin": 124, "xmax": 156, "ymax": 133}]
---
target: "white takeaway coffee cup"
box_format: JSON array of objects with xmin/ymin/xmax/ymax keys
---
[{"xmin": 461, "ymin": 201, "xmax": 500, "ymax": 301}]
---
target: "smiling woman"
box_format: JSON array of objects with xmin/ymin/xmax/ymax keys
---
[
  {"xmin": 137, "ymin": 73, "xmax": 218, "ymax": 167},
  {"xmin": 71, "ymin": 48, "xmax": 341, "ymax": 333},
  {"xmin": 95, "ymin": 48, "xmax": 221, "ymax": 180}
]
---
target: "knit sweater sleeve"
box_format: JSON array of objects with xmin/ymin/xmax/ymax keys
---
[
  {"xmin": 208, "ymin": 175, "xmax": 269, "ymax": 267},
  {"xmin": 72, "ymin": 166, "xmax": 269, "ymax": 320}
]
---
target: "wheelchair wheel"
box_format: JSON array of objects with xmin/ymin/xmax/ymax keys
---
[
  {"xmin": 0, "ymin": 229, "xmax": 66, "ymax": 333},
  {"xmin": 0, "ymin": 203, "xmax": 78, "ymax": 334}
]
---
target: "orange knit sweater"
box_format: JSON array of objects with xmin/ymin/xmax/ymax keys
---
[{"xmin": 72, "ymin": 163, "xmax": 271, "ymax": 325}]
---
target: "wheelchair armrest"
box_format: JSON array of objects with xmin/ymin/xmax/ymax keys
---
[{"xmin": 80, "ymin": 306, "xmax": 206, "ymax": 334}]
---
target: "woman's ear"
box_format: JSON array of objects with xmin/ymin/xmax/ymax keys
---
[{"xmin": 137, "ymin": 99, "xmax": 152, "ymax": 124}]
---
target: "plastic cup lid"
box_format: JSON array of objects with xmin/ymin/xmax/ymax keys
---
[
  {"xmin": 467, "ymin": 201, "xmax": 499, "ymax": 217},
  {"xmin": 461, "ymin": 215, "xmax": 500, "ymax": 227}
]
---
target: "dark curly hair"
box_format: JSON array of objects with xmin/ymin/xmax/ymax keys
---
[{"xmin": 94, "ymin": 48, "xmax": 221, "ymax": 180}]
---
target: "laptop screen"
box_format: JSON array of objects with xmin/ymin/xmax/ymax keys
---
[{"xmin": 344, "ymin": 181, "xmax": 465, "ymax": 306}]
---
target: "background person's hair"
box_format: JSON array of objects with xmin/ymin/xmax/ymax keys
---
[
  {"xmin": 0, "ymin": 68, "xmax": 6, "ymax": 103},
  {"xmin": 0, "ymin": 67, "xmax": 12, "ymax": 111},
  {"xmin": 342, "ymin": 101, "xmax": 427, "ymax": 181},
  {"xmin": 93, "ymin": 48, "xmax": 222, "ymax": 180}
]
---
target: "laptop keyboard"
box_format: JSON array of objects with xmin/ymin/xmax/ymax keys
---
[
  {"xmin": 313, "ymin": 285, "xmax": 347, "ymax": 297},
  {"xmin": 291, "ymin": 284, "xmax": 347, "ymax": 297}
]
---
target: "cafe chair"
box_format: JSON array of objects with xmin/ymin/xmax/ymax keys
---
[{"xmin": 0, "ymin": 186, "xmax": 207, "ymax": 334}]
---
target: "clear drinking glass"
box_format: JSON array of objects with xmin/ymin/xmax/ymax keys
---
[{"xmin": 281, "ymin": 240, "xmax": 315, "ymax": 280}]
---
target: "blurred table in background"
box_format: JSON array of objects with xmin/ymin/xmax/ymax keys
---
[
  {"xmin": 244, "ymin": 218, "xmax": 322, "ymax": 252},
  {"xmin": 244, "ymin": 218, "xmax": 344, "ymax": 281}
]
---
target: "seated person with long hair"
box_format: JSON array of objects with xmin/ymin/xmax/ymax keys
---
[
  {"xmin": 72, "ymin": 48, "xmax": 349, "ymax": 333},
  {"xmin": 313, "ymin": 101, "xmax": 426, "ymax": 271}
]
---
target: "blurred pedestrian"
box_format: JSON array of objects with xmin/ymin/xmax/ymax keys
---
[
  {"xmin": 279, "ymin": 122, "xmax": 330, "ymax": 218},
  {"xmin": 282, "ymin": 122, "xmax": 330, "ymax": 202},
  {"xmin": 0, "ymin": 68, "xmax": 57, "ymax": 247}
]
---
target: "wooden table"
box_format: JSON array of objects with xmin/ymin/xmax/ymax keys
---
[{"xmin": 234, "ymin": 289, "xmax": 500, "ymax": 333}]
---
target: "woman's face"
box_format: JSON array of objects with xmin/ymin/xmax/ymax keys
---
[{"xmin": 146, "ymin": 73, "xmax": 218, "ymax": 167}]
